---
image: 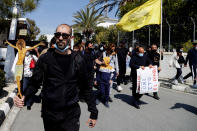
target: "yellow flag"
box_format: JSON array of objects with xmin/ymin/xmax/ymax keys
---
[{"xmin": 116, "ymin": 0, "xmax": 161, "ymax": 32}]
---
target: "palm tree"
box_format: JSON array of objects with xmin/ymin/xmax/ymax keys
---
[
  {"xmin": 73, "ymin": 7, "xmax": 104, "ymax": 40},
  {"xmin": 89, "ymin": 0, "xmax": 135, "ymax": 16}
]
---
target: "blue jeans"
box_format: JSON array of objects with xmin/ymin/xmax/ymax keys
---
[{"xmin": 23, "ymin": 77, "xmax": 33, "ymax": 106}]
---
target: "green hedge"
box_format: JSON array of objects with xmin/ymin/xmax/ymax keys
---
[{"xmin": 0, "ymin": 68, "xmax": 6, "ymax": 91}]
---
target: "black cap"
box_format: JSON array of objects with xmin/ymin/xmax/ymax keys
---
[{"xmin": 176, "ymin": 48, "xmax": 183, "ymax": 53}]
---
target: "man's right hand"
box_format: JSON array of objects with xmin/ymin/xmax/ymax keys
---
[
  {"xmin": 141, "ymin": 66, "xmax": 145, "ymax": 70},
  {"xmin": 14, "ymin": 95, "xmax": 25, "ymax": 108}
]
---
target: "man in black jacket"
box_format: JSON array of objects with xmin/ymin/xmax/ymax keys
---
[
  {"xmin": 130, "ymin": 47, "xmax": 152, "ymax": 109},
  {"xmin": 117, "ymin": 41, "xmax": 129, "ymax": 92},
  {"xmin": 14, "ymin": 24, "xmax": 98, "ymax": 131},
  {"xmin": 184, "ymin": 42, "xmax": 197, "ymax": 87},
  {"xmin": 146, "ymin": 44, "xmax": 163, "ymax": 100}
]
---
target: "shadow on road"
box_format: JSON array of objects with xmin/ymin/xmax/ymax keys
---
[
  {"xmin": 170, "ymin": 103, "xmax": 197, "ymax": 115},
  {"xmin": 0, "ymin": 89, "xmax": 8, "ymax": 99},
  {"xmin": 114, "ymin": 94, "xmax": 147, "ymax": 106}
]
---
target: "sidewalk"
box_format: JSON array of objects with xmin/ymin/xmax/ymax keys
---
[
  {"xmin": 0, "ymin": 83, "xmax": 16, "ymax": 127},
  {"xmin": 159, "ymin": 77, "xmax": 197, "ymax": 95}
]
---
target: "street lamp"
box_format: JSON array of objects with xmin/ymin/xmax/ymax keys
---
[{"xmin": 166, "ymin": 19, "xmax": 171, "ymax": 52}]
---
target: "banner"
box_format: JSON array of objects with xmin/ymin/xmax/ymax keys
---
[{"xmin": 136, "ymin": 66, "xmax": 159, "ymax": 94}]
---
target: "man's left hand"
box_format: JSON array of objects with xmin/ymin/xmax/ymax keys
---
[
  {"xmin": 149, "ymin": 65, "xmax": 153, "ymax": 68},
  {"xmin": 86, "ymin": 119, "xmax": 97, "ymax": 128}
]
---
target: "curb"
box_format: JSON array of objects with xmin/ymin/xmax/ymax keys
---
[
  {"xmin": 0, "ymin": 88, "xmax": 17, "ymax": 127},
  {"xmin": 160, "ymin": 82, "xmax": 197, "ymax": 95}
]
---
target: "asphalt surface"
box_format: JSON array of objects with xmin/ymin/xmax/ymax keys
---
[{"xmin": 9, "ymin": 82, "xmax": 197, "ymax": 131}]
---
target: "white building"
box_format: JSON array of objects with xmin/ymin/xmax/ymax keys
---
[{"xmin": 97, "ymin": 17, "xmax": 118, "ymax": 28}]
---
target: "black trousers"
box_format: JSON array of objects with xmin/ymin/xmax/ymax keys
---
[
  {"xmin": 184, "ymin": 65, "xmax": 197, "ymax": 84},
  {"xmin": 132, "ymin": 76, "xmax": 143, "ymax": 101},
  {"xmin": 117, "ymin": 66, "xmax": 126, "ymax": 85},
  {"xmin": 42, "ymin": 103, "xmax": 81, "ymax": 131},
  {"xmin": 175, "ymin": 68, "xmax": 182, "ymax": 80}
]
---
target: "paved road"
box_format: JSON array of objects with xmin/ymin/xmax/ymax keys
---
[{"xmin": 10, "ymin": 82, "xmax": 197, "ymax": 131}]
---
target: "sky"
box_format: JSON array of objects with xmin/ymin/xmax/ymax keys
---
[{"xmin": 25, "ymin": 0, "xmax": 118, "ymax": 36}]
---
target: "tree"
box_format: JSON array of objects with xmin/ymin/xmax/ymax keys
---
[
  {"xmin": 38, "ymin": 34, "xmax": 47, "ymax": 42},
  {"xmin": 92, "ymin": 25, "xmax": 118, "ymax": 44},
  {"xmin": 117, "ymin": 0, "xmax": 197, "ymax": 49},
  {"xmin": 26, "ymin": 18, "xmax": 40, "ymax": 41},
  {"xmin": 73, "ymin": 7, "xmax": 104, "ymax": 41},
  {"xmin": 89, "ymin": 0, "xmax": 135, "ymax": 16},
  {"xmin": 0, "ymin": 0, "xmax": 41, "ymax": 19},
  {"xmin": 0, "ymin": 0, "xmax": 41, "ymax": 32}
]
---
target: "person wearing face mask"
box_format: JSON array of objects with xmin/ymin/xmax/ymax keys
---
[
  {"xmin": 14, "ymin": 24, "xmax": 98, "ymax": 131},
  {"xmin": 82, "ymin": 41, "xmax": 97, "ymax": 90},
  {"xmin": 169, "ymin": 48, "xmax": 185, "ymax": 85},
  {"xmin": 116, "ymin": 41, "xmax": 129, "ymax": 91},
  {"xmin": 146, "ymin": 44, "xmax": 163, "ymax": 100},
  {"xmin": 129, "ymin": 47, "xmax": 152, "ymax": 109},
  {"xmin": 184, "ymin": 42, "xmax": 197, "ymax": 87}
]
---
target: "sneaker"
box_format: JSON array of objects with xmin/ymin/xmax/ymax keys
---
[
  {"xmin": 108, "ymin": 97, "xmax": 113, "ymax": 102},
  {"xmin": 133, "ymin": 101, "xmax": 140, "ymax": 109},
  {"xmin": 153, "ymin": 95, "xmax": 160, "ymax": 100},
  {"xmin": 172, "ymin": 80, "xmax": 178, "ymax": 85},
  {"xmin": 104, "ymin": 102, "xmax": 110, "ymax": 108},
  {"xmin": 117, "ymin": 86, "xmax": 123, "ymax": 92},
  {"xmin": 27, "ymin": 106, "xmax": 31, "ymax": 110},
  {"xmin": 96, "ymin": 99, "xmax": 100, "ymax": 105},
  {"xmin": 193, "ymin": 84, "xmax": 197, "ymax": 88}
]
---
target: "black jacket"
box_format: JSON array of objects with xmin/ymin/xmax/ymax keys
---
[
  {"xmin": 24, "ymin": 48, "xmax": 98, "ymax": 119},
  {"xmin": 130, "ymin": 54, "xmax": 152, "ymax": 77},
  {"xmin": 146, "ymin": 51, "xmax": 163, "ymax": 67},
  {"xmin": 185, "ymin": 48, "xmax": 197, "ymax": 66}
]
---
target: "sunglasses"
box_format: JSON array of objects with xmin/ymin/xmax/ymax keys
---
[{"xmin": 54, "ymin": 32, "xmax": 70, "ymax": 39}]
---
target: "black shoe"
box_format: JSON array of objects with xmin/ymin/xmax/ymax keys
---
[
  {"xmin": 153, "ymin": 95, "xmax": 160, "ymax": 100},
  {"xmin": 104, "ymin": 102, "xmax": 110, "ymax": 108},
  {"xmin": 124, "ymin": 81, "xmax": 128, "ymax": 85},
  {"xmin": 133, "ymin": 101, "xmax": 140, "ymax": 109},
  {"xmin": 108, "ymin": 97, "xmax": 113, "ymax": 102},
  {"xmin": 27, "ymin": 106, "xmax": 31, "ymax": 110}
]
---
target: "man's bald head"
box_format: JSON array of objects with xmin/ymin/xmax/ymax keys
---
[
  {"xmin": 138, "ymin": 47, "xmax": 144, "ymax": 53},
  {"xmin": 56, "ymin": 24, "xmax": 72, "ymax": 35}
]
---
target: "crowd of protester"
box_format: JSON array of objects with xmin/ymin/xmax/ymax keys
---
[{"xmin": 12, "ymin": 24, "xmax": 197, "ymax": 131}]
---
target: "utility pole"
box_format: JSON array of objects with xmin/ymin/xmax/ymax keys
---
[
  {"xmin": 166, "ymin": 19, "xmax": 171, "ymax": 52},
  {"xmin": 117, "ymin": 31, "xmax": 120, "ymax": 46},
  {"xmin": 132, "ymin": 31, "xmax": 135, "ymax": 48},
  {"xmin": 191, "ymin": 17, "xmax": 196, "ymax": 42},
  {"xmin": 149, "ymin": 26, "xmax": 151, "ymax": 46},
  {"xmin": 4, "ymin": 1, "xmax": 18, "ymax": 82}
]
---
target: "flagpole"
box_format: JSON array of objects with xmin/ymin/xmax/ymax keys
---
[{"xmin": 160, "ymin": 0, "xmax": 163, "ymax": 63}]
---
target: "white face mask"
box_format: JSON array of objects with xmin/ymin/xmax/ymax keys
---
[
  {"xmin": 129, "ymin": 47, "xmax": 132, "ymax": 52},
  {"xmin": 100, "ymin": 47, "xmax": 104, "ymax": 51}
]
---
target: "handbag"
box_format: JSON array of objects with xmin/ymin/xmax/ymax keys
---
[{"xmin": 29, "ymin": 55, "xmax": 36, "ymax": 69}]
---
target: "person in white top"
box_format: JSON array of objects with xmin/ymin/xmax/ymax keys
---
[
  {"xmin": 169, "ymin": 48, "xmax": 184, "ymax": 85},
  {"xmin": 23, "ymin": 50, "xmax": 38, "ymax": 109}
]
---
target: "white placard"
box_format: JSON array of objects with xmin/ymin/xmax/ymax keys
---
[{"xmin": 136, "ymin": 66, "xmax": 159, "ymax": 94}]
